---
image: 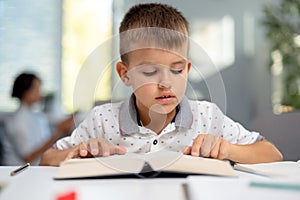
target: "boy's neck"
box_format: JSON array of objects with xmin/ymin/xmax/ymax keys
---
[{"xmin": 138, "ymin": 107, "xmax": 176, "ymax": 135}]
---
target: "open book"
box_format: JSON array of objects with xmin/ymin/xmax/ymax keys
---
[{"xmin": 54, "ymin": 150, "xmax": 235, "ymax": 180}]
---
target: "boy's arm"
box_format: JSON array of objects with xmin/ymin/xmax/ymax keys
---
[
  {"xmin": 39, "ymin": 147, "xmax": 76, "ymax": 166},
  {"xmin": 227, "ymin": 140, "xmax": 283, "ymax": 164},
  {"xmin": 40, "ymin": 138, "xmax": 127, "ymax": 166}
]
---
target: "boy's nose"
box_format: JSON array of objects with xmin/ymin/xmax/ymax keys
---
[
  {"xmin": 157, "ymin": 69, "xmax": 172, "ymax": 89},
  {"xmin": 158, "ymin": 80, "xmax": 172, "ymax": 89}
]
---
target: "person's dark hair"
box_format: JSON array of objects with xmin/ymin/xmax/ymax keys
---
[
  {"xmin": 11, "ymin": 73, "xmax": 40, "ymax": 100},
  {"xmin": 119, "ymin": 3, "xmax": 189, "ymax": 63}
]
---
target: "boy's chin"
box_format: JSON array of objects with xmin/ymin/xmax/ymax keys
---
[{"xmin": 149, "ymin": 104, "xmax": 177, "ymax": 115}]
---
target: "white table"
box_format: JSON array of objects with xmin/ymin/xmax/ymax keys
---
[
  {"xmin": 0, "ymin": 161, "xmax": 300, "ymax": 200},
  {"xmin": 0, "ymin": 166, "xmax": 187, "ymax": 200}
]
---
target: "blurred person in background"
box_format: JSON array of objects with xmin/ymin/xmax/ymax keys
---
[{"xmin": 2, "ymin": 72, "xmax": 74, "ymax": 165}]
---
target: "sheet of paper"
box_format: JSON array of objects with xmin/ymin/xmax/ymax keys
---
[{"xmin": 187, "ymin": 176, "xmax": 300, "ymax": 200}]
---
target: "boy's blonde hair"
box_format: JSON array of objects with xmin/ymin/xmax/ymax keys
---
[{"xmin": 119, "ymin": 3, "xmax": 189, "ymax": 63}]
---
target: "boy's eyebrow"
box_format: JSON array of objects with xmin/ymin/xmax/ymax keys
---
[{"xmin": 170, "ymin": 60, "xmax": 187, "ymax": 66}]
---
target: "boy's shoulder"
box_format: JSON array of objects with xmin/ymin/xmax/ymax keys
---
[
  {"xmin": 187, "ymin": 99, "xmax": 217, "ymax": 107},
  {"xmin": 92, "ymin": 101, "xmax": 123, "ymax": 113},
  {"xmin": 187, "ymin": 99, "xmax": 222, "ymax": 115}
]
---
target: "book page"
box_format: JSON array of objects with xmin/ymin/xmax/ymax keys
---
[
  {"xmin": 145, "ymin": 151, "xmax": 235, "ymax": 176},
  {"xmin": 55, "ymin": 154, "xmax": 145, "ymax": 179},
  {"xmin": 164, "ymin": 155, "xmax": 235, "ymax": 176},
  {"xmin": 144, "ymin": 150, "xmax": 235, "ymax": 176},
  {"xmin": 142, "ymin": 150, "xmax": 184, "ymax": 170}
]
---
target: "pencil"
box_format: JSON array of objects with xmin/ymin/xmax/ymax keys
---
[{"xmin": 10, "ymin": 163, "xmax": 30, "ymax": 176}]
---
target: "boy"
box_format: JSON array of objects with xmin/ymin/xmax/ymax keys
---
[{"xmin": 40, "ymin": 3, "xmax": 282, "ymax": 166}]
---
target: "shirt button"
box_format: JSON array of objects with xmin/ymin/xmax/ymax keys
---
[{"xmin": 153, "ymin": 139, "xmax": 158, "ymax": 145}]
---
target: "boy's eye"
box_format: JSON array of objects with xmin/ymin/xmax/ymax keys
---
[
  {"xmin": 170, "ymin": 69, "xmax": 183, "ymax": 74},
  {"xmin": 142, "ymin": 70, "xmax": 157, "ymax": 76}
]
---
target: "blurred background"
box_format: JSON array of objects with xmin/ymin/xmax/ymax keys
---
[{"xmin": 0, "ymin": 0, "xmax": 299, "ymax": 161}]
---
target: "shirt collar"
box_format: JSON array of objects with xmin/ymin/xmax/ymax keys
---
[{"xmin": 119, "ymin": 94, "xmax": 193, "ymax": 136}]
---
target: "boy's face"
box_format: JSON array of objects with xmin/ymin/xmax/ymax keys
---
[{"xmin": 117, "ymin": 48, "xmax": 191, "ymax": 115}]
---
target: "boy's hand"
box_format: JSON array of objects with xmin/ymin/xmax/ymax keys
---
[
  {"xmin": 65, "ymin": 138, "xmax": 127, "ymax": 159},
  {"xmin": 183, "ymin": 134, "xmax": 231, "ymax": 160}
]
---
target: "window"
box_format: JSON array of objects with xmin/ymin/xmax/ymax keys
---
[
  {"xmin": 0, "ymin": 0, "xmax": 61, "ymax": 112},
  {"xmin": 62, "ymin": 0, "xmax": 113, "ymax": 112},
  {"xmin": 189, "ymin": 16, "xmax": 235, "ymax": 80},
  {"xmin": 0, "ymin": 0, "xmax": 113, "ymax": 113}
]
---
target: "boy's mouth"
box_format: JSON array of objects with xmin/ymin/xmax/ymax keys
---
[
  {"xmin": 155, "ymin": 95, "xmax": 175, "ymax": 99},
  {"xmin": 155, "ymin": 95, "xmax": 176, "ymax": 103}
]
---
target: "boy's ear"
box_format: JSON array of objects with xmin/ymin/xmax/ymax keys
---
[
  {"xmin": 116, "ymin": 62, "xmax": 131, "ymax": 86},
  {"xmin": 187, "ymin": 61, "xmax": 192, "ymax": 73}
]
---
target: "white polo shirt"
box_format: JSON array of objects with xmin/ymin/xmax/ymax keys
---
[{"xmin": 56, "ymin": 94, "xmax": 264, "ymax": 153}]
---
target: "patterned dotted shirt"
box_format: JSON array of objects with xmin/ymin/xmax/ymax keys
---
[{"xmin": 55, "ymin": 95, "xmax": 264, "ymax": 153}]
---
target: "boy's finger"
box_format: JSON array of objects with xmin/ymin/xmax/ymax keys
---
[
  {"xmin": 88, "ymin": 139, "xmax": 99, "ymax": 156},
  {"xmin": 182, "ymin": 146, "xmax": 191, "ymax": 155},
  {"xmin": 79, "ymin": 142, "xmax": 88, "ymax": 157},
  {"xmin": 98, "ymin": 139, "xmax": 110, "ymax": 157},
  {"xmin": 218, "ymin": 140, "xmax": 229, "ymax": 160},
  {"xmin": 200, "ymin": 135, "xmax": 218, "ymax": 157},
  {"xmin": 191, "ymin": 135, "xmax": 204, "ymax": 157},
  {"xmin": 110, "ymin": 146, "xmax": 127, "ymax": 155},
  {"xmin": 209, "ymin": 140, "xmax": 220, "ymax": 158},
  {"xmin": 65, "ymin": 147, "xmax": 79, "ymax": 160}
]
